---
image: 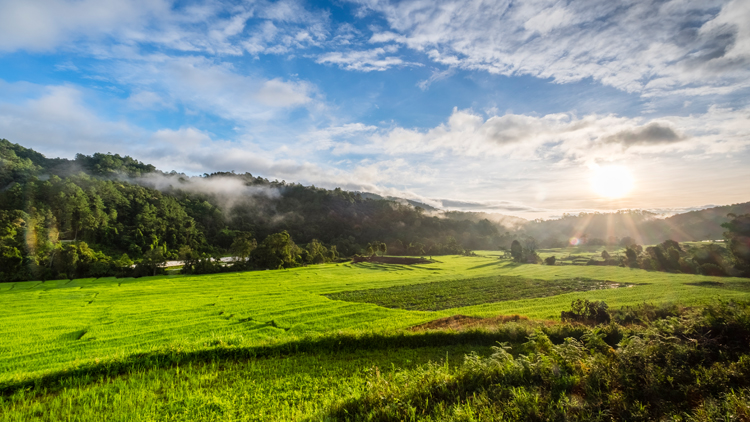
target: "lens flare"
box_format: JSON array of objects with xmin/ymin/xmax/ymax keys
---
[{"xmin": 569, "ymin": 237, "xmax": 580, "ymax": 246}]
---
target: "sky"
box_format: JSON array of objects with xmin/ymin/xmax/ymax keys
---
[{"xmin": 0, "ymin": 0, "xmax": 748, "ymax": 219}]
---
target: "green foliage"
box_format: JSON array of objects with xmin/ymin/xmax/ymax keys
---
[
  {"xmin": 723, "ymin": 213, "xmax": 750, "ymax": 276},
  {"xmin": 303, "ymin": 238, "xmax": 338, "ymax": 264},
  {"xmin": 2, "ymin": 140, "xmax": 520, "ymax": 283},
  {"xmin": 609, "ymin": 302, "xmax": 683, "ymax": 325},
  {"xmin": 560, "ymin": 298, "xmax": 611, "ymax": 324},
  {"xmin": 250, "ymin": 230, "xmax": 300, "ymax": 270},
  {"xmin": 74, "ymin": 152, "xmax": 156, "ymax": 177},
  {"xmin": 134, "ymin": 241, "xmax": 167, "ymax": 277},
  {"xmin": 510, "ymin": 239, "xmax": 523, "ymax": 261},
  {"xmin": 326, "ymin": 301, "xmax": 750, "ymax": 421},
  {"xmin": 569, "ymin": 238, "xmax": 748, "ymax": 278},
  {"xmin": 229, "ymin": 232, "xmax": 256, "ymax": 261},
  {"xmin": 511, "ymin": 239, "xmax": 541, "ymax": 263}
]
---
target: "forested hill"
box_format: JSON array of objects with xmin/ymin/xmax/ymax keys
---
[
  {"xmin": 522, "ymin": 204, "xmax": 750, "ymax": 246},
  {"xmin": 1, "ymin": 139, "xmax": 510, "ymax": 281}
]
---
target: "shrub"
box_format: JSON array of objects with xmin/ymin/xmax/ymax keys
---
[
  {"xmin": 560, "ymin": 299, "xmax": 610, "ymax": 324},
  {"xmin": 325, "ymin": 301, "xmax": 750, "ymax": 421}
]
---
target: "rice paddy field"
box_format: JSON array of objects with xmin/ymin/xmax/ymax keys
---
[{"xmin": 2, "ymin": 251, "xmax": 750, "ymax": 421}]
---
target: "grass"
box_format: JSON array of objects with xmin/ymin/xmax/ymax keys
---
[
  {"xmin": 0, "ymin": 343, "xmax": 490, "ymax": 422},
  {"xmin": 2, "ymin": 253, "xmax": 749, "ymax": 382},
  {"xmin": 325, "ymin": 276, "xmax": 621, "ymax": 311},
  {"xmin": 2, "ymin": 251, "xmax": 750, "ymax": 420}
]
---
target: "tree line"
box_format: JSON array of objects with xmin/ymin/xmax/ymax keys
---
[{"xmin": 522, "ymin": 214, "xmax": 750, "ymax": 278}]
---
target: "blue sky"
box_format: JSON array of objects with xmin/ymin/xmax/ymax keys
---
[{"xmin": 0, "ymin": 0, "xmax": 749, "ymax": 218}]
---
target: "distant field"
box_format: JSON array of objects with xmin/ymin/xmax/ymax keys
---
[
  {"xmin": 2, "ymin": 252, "xmax": 750, "ymax": 420},
  {"xmin": 326, "ymin": 275, "xmax": 621, "ymax": 311}
]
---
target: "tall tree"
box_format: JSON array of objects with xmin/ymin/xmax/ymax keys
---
[{"xmin": 723, "ymin": 214, "xmax": 750, "ymax": 276}]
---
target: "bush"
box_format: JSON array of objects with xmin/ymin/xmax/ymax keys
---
[
  {"xmin": 560, "ymin": 299, "xmax": 610, "ymax": 324},
  {"xmin": 325, "ymin": 301, "xmax": 750, "ymax": 421}
]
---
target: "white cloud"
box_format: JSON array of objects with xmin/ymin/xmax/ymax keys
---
[
  {"xmin": 416, "ymin": 67, "xmax": 456, "ymax": 90},
  {"xmin": 256, "ymin": 78, "xmax": 313, "ymax": 107},
  {"xmin": 342, "ymin": 107, "xmax": 750, "ymax": 164},
  {"xmin": 127, "ymin": 90, "xmax": 171, "ymax": 110},
  {"xmin": 109, "ymin": 55, "xmax": 316, "ymax": 122},
  {"xmin": 0, "ymin": 82, "xmax": 140, "ymax": 156},
  {"xmin": 0, "ymin": 0, "xmax": 330, "ymax": 58},
  {"xmin": 316, "ymin": 46, "xmax": 418, "ymax": 71},
  {"xmin": 360, "ymin": 0, "xmax": 750, "ymax": 97},
  {"xmin": 0, "ymin": 0, "xmax": 170, "ymax": 52}
]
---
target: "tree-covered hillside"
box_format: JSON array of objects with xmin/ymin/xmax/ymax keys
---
[{"xmin": 0, "ymin": 139, "xmax": 505, "ymax": 281}]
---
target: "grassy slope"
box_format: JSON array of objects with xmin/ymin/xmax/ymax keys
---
[
  {"xmin": 1, "ymin": 344, "xmax": 488, "ymax": 422},
  {"xmin": 2, "ymin": 253, "xmax": 749, "ymax": 386}
]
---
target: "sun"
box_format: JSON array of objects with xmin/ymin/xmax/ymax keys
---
[{"xmin": 590, "ymin": 165, "xmax": 634, "ymax": 199}]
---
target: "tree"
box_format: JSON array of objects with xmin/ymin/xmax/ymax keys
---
[
  {"xmin": 0, "ymin": 211, "xmax": 26, "ymax": 282},
  {"xmin": 625, "ymin": 246, "xmax": 638, "ymax": 268},
  {"xmin": 328, "ymin": 245, "xmax": 339, "ymax": 262},
  {"xmin": 136, "ymin": 239, "xmax": 167, "ymax": 277},
  {"xmin": 510, "ymin": 240, "xmax": 523, "ymax": 262},
  {"xmin": 305, "ymin": 239, "xmax": 329, "ymax": 264},
  {"xmin": 113, "ymin": 253, "xmax": 134, "ymax": 276},
  {"xmin": 0, "ymin": 245, "xmax": 24, "ymax": 282},
  {"xmin": 523, "ymin": 237, "xmax": 537, "ymax": 252},
  {"xmin": 407, "ymin": 242, "xmax": 425, "ymax": 256},
  {"xmin": 601, "ymin": 250, "xmax": 611, "ymax": 260},
  {"xmin": 251, "ymin": 231, "xmax": 299, "ymax": 270},
  {"xmin": 230, "ymin": 233, "xmax": 257, "ymax": 262},
  {"xmin": 722, "ymin": 213, "xmax": 750, "ymax": 276},
  {"xmin": 53, "ymin": 241, "xmax": 97, "ymax": 279}
]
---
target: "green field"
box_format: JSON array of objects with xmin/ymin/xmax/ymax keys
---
[
  {"xmin": 2, "ymin": 252, "xmax": 750, "ymax": 420},
  {"xmin": 325, "ymin": 275, "xmax": 623, "ymax": 311}
]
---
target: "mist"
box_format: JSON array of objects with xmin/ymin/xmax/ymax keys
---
[{"xmin": 135, "ymin": 172, "xmax": 281, "ymax": 212}]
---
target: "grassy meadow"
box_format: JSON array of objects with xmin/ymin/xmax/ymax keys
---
[{"xmin": 2, "ymin": 251, "xmax": 750, "ymax": 420}]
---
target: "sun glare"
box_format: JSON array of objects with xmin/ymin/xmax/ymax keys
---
[{"xmin": 590, "ymin": 165, "xmax": 634, "ymax": 199}]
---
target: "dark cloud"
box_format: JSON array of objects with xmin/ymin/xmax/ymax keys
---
[
  {"xmin": 604, "ymin": 122, "xmax": 684, "ymax": 147},
  {"xmin": 482, "ymin": 115, "xmax": 539, "ymax": 145}
]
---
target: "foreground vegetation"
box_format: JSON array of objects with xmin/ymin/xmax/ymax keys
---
[
  {"xmin": 3, "ymin": 299, "xmax": 750, "ymax": 420},
  {"xmin": 2, "ymin": 253, "xmax": 750, "ymax": 420},
  {"xmin": 328, "ymin": 301, "xmax": 750, "ymax": 421}
]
